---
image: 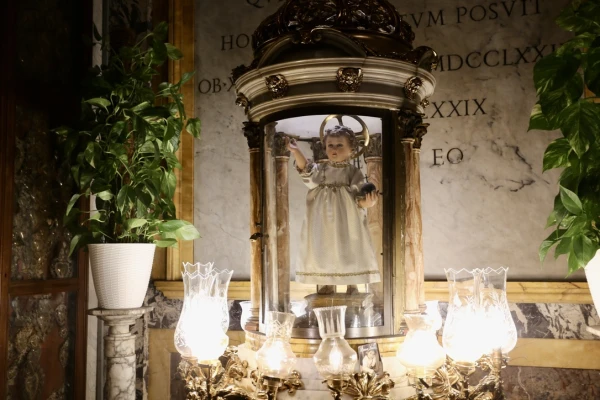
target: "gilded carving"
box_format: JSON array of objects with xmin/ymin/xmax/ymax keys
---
[
  {"xmin": 291, "ymin": 29, "xmax": 324, "ymax": 45},
  {"xmin": 344, "ymin": 372, "xmax": 395, "ymax": 400},
  {"xmin": 420, "ymin": 98, "xmax": 430, "ymax": 109},
  {"xmin": 265, "ymin": 74, "xmax": 289, "ymax": 99},
  {"xmin": 336, "ymin": 67, "xmax": 363, "ymax": 92},
  {"xmin": 397, "ymin": 109, "xmax": 429, "ymax": 149},
  {"xmin": 243, "ymin": 121, "xmax": 262, "ymax": 150},
  {"xmin": 253, "ymin": 0, "xmax": 415, "ymax": 52},
  {"xmin": 397, "ymin": 46, "xmax": 439, "ymax": 71},
  {"xmin": 364, "ymin": 133, "xmax": 382, "ymax": 159},
  {"xmin": 235, "ymin": 94, "xmax": 250, "ymax": 115},
  {"xmin": 231, "ymin": 63, "xmax": 254, "ymax": 83},
  {"xmin": 404, "ymin": 76, "xmax": 423, "ymax": 100}
]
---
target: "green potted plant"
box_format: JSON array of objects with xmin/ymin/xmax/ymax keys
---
[
  {"xmin": 56, "ymin": 22, "xmax": 201, "ymax": 309},
  {"xmin": 530, "ymin": 0, "xmax": 600, "ymax": 309}
]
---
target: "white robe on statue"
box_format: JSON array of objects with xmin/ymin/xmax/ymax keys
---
[{"xmin": 294, "ymin": 161, "xmax": 381, "ymax": 285}]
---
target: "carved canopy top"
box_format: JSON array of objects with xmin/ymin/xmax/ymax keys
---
[{"xmin": 252, "ymin": 0, "xmax": 415, "ymax": 55}]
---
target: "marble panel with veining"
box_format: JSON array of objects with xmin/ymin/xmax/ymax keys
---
[{"xmin": 438, "ymin": 301, "xmax": 599, "ymax": 340}]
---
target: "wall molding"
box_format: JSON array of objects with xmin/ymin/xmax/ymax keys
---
[{"xmin": 154, "ymin": 280, "xmax": 592, "ymax": 304}]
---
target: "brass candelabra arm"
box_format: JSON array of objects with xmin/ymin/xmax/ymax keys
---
[
  {"xmin": 467, "ymin": 350, "xmax": 506, "ymax": 400},
  {"xmin": 405, "ymin": 377, "xmax": 435, "ymax": 400},
  {"xmin": 325, "ymin": 378, "xmax": 348, "ymax": 400},
  {"xmin": 180, "ymin": 348, "xmax": 304, "ymax": 400},
  {"xmin": 426, "ymin": 352, "xmax": 508, "ymax": 400},
  {"xmin": 281, "ymin": 370, "xmax": 304, "ymax": 394},
  {"xmin": 251, "ymin": 370, "xmax": 304, "ymax": 400},
  {"xmin": 178, "ymin": 358, "xmax": 224, "ymax": 400}
]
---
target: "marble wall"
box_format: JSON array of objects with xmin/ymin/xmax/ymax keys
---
[{"xmin": 193, "ymin": 0, "xmax": 584, "ymax": 281}]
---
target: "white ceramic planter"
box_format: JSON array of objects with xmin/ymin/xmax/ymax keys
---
[
  {"xmin": 585, "ymin": 250, "xmax": 600, "ymax": 312},
  {"xmin": 89, "ymin": 243, "xmax": 156, "ymax": 309}
]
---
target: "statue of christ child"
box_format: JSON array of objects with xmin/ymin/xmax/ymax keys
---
[{"xmin": 286, "ymin": 125, "xmax": 381, "ymax": 292}]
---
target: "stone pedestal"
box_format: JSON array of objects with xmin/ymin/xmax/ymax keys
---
[{"xmin": 90, "ymin": 307, "xmax": 153, "ymax": 400}]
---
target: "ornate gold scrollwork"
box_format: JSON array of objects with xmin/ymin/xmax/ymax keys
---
[
  {"xmin": 406, "ymin": 353, "xmax": 507, "ymax": 400},
  {"xmin": 404, "ymin": 76, "xmax": 423, "ymax": 100},
  {"xmin": 336, "ymin": 67, "xmax": 363, "ymax": 92},
  {"xmin": 265, "ymin": 74, "xmax": 289, "ymax": 99},
  {"xmin": 420, "ymin": 98, "xmax": 430, "ymax": 109},
  {"xmin": 179, "ymin": 347, "xmax": 303, "ymax": 400},
  {"xmin": 236, "ymin": 94, "xmax": 251, "ymax": 115},
  {"xmin": 326, "ymin": 372, "xmax": 395, "ymax": 400}
]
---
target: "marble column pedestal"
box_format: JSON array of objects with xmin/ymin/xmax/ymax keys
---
[{"xmin": 90, "ymin": 307, "xmax": 153, "ymax": 400}]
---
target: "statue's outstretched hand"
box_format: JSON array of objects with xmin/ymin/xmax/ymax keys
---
[{"xmin": 286, "ymin": 137, "xmax": 299, "ymax": 152}]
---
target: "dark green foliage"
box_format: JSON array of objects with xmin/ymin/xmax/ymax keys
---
[
  {"xmin": 55, "ymin": 22, "xmax": 201, "ymax": 255},
  {"xmin": 530, "ymin": 0, "xmax": 600, "ymax": 274}
]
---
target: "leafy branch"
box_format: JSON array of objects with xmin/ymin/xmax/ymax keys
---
[
  {"xmin": 530, "ymin": 0, "xmax": 600, "ymax": 274},
  {"xmin": 56, "ymin": 22, "xmax": 201, "ymax": 255}
]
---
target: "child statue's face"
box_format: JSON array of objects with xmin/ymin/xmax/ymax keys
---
[{"xmin": 325, "ymin": 135, "xmax": 352, "ymax": 162}]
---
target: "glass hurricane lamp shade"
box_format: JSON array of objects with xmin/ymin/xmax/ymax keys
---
[
  {"xmin": 313, "ymin": 306, "xmax": 358, "ymax": 380},
  {"xmin": 397, "ymin": 314, "xmax": 446, "ymax": 379},
  {"xmin": 212, "ymin": 267, "xmax": 233, "ymax": 332},
  {"xmin": 174, "ymin": 262, "xmax": 230, "ymax": 362},
  {"xmin": 424, "ymin": 300, "xmax": 443, "ymax": 331},
  {"xmin": 256, "ymin": 311, "xmax": 297, "ymax": 379},
  {"xmin": 442, "ymin": 268, "xmax": 487, "ymax": 364},
  {"xmin": 480, "ymin": 267, "xmax": 517, "ymax": 355}
]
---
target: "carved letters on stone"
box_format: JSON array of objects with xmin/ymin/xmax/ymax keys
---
[{"xmin": 243, "ymin": 121, "xmax": 262, "ymax": 150}]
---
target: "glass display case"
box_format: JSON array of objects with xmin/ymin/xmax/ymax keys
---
[{"xmin": 233, "ymin": 0, "xmax": 438, "ymax": 344}]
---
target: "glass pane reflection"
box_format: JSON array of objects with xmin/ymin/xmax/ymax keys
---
[{"xmin": 267, "ymin": 115, "xmax": 385, "ymax": 332}]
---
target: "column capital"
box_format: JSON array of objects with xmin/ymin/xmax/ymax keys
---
[
  {"xmin": 310, "ymin": 138, "xmax": 328, "ymax": 163},
  {"xmin": 397, "ymin": 109, "xmax": 429, "ymax": 149},
  {"xmin": 273, "ymin": 132, "xmax": 290, "ymax": 158},
  {"xmin": 364, "ymin": 133, "xmax": 382, "ymax": 160},
  {"xmin": 243, "ymin": 121, "xmax": 262, "ymax": 150}
]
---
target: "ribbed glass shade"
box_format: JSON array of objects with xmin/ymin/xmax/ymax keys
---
[
  {"xmin": 442, "ymin": 268, "xmax": 486, "ymax": 364},
  {"xmin": 313, "ymin": 306, "xmax": 357, "ymax": 379},
  {"xmin": 174, "ymin": 262, "xmax": 229, "ymax": 362},
  {"xmin": 256, "ymin": 311, "xmax": 297, "ymax": 379},
  {"xmin": 480, "ymin": 267, "xmax": 517, "ymax": 354}
]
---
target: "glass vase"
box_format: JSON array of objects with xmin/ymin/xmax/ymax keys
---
[
  {"xmin": 313, "ymin": 306, "xmax": 358, "ymax": 380},
  {"xmin": 480, "ymin": 267, "xmax": 517, "ymax": 354},
  {"xmin": 174, "ymin": 262, "xmax": 229, "ymax": 362},
  {"xmin": 442, "ymin": 268, "xmax": 486, "ymax": 364},
  {"xmin": 256, "ymin": 311, "xmax": 297, "ymax": 379}
]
